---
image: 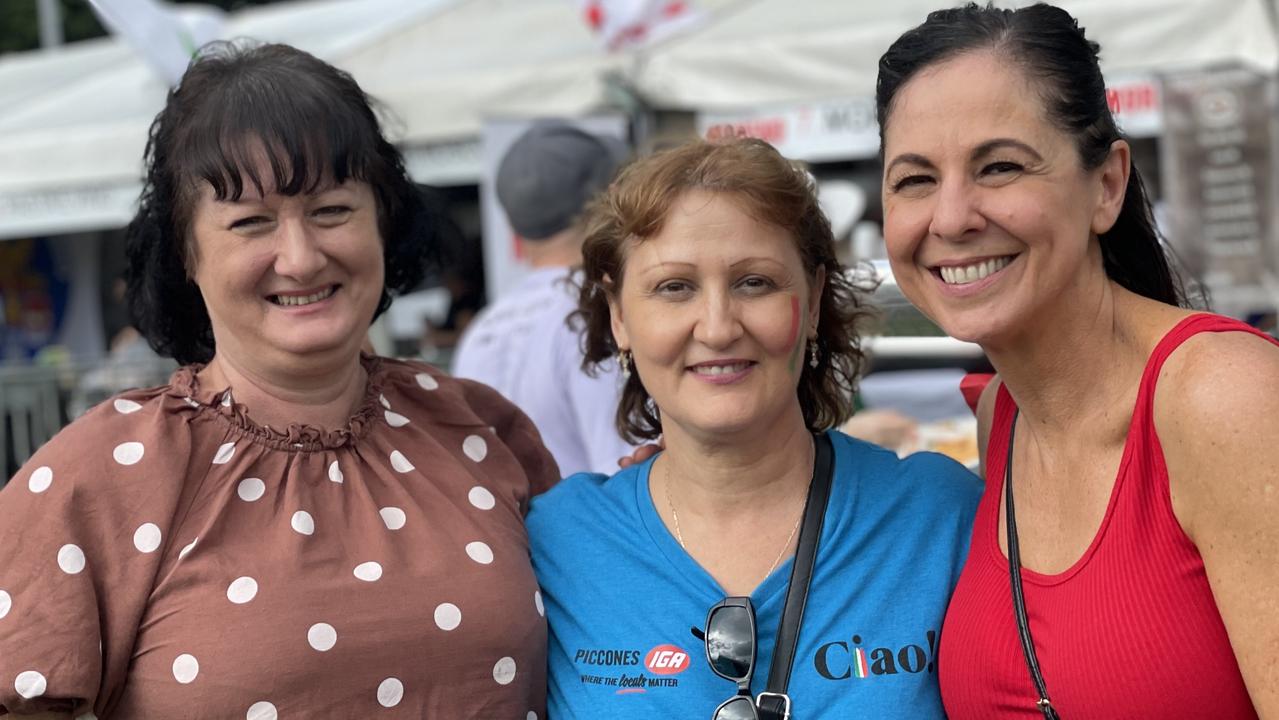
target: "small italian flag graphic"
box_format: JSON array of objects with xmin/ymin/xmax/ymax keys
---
[{"xmin": 853, "ymin": 648, "xmax": 870, "ymax": 679}]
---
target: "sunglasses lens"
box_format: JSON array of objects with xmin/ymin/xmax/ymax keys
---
[
  {"xmin": 706, "ymin": 605, "xmax": 753, "ymax": 680},
  {"xmin": 713, "ymin": 696, "xmax": 758, "ymax": 720}
]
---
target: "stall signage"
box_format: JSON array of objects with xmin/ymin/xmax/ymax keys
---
[
  {"xmin": 698, "ymin": 97, "xmax": 881, "ymax": 161},
  {"xmin": 1160, "ymin": 66, "xmax": 1277, "ymax": 314},
  {"xmin": 1107, "ymin": 75, "xmax": 1162, "ymax": 137},
  {"xmin": 0, "ymin": 182, "xmax": 140, "ymax": 240}
]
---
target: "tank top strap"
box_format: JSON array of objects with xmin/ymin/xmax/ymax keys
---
[{"xmin": 986, "ymin": 381, "xmax": 1019, "ymax": 487}]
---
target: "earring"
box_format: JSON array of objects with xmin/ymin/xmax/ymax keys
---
[
  {"xmin": 808, "ymin": 340, "xmax": 819, "ymax": 369},
  {"xmin": 618, "ymin": 349, "xmax": 633, "ymax": 378}
]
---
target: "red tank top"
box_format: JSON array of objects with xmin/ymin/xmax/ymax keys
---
[{"xmin": 940, "ymin": 314, "xmax": 1273, "ymax": 719}]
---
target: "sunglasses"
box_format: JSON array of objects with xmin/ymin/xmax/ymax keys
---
[{"xmin": 703, "ymin": 596, "xmax": 792, "ymax": 720}]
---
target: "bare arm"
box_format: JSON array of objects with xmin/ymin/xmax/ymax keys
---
[{"xmin": 1159, "ymin": 331, "xmax": 1279, "ymax": 717}]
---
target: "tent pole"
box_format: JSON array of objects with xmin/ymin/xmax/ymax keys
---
[{"xmin": 38, "ymin": 0, "xmax": 64, "ymax": 49}]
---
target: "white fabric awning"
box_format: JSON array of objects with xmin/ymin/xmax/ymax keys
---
[
  {"xmin": 634, "ymin": 0, "xmax": 1279, "ymax": 110},
  {"xmin": 0, "ymin": 0, "xmax": 487, "ymax": 239},
  {"xmin": 1, "ymin": 0, "xmax": 1276, "ymax": 239}
]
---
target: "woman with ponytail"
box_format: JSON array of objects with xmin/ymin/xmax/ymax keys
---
[{"xmin": 877, "ymin": 4, "xmax": 1278, "ymax": 717}]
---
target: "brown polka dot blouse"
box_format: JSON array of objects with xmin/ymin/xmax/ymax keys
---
[{"xmin": 0, "ymin": 356, "xmax": 559, "ymax": 719}]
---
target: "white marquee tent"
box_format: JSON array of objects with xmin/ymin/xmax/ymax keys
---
[{"xmin": 1, "ymin": 0, "xmax": 1276, "ymax": 240}]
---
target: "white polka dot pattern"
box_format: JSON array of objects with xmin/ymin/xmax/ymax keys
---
[
  {"xmin": 377, "ymin": 678, "xmax": 404, "ymax": 707},
  {"xmin": 14, "ymin": 670, "xmax": 46, "ymax": 699},
  {"xmin": 237, "ymin": 478, "xmax": 266, "ymax": 502},
  {"xmin": 114, "ymin": 398, "xmax": 143, "ymax": 414},
  {"xmin": 353, "ymin": 562, "xmax": 382, "ymax": 582},
  {"xmin": 227, "ymin": 577, "xmax": 258, "ymax": 604},
  {"xmin": 493, "ymin": 656, "xmax": 517, "ymax": 685},
  {"xmin": 389, "ymin": 450, "xmax": 415, "ymax": 473},
  {"xmin": 465, "ymin": 541, "xmax": 494, "ymax": 565},
  {"xmin": 4, "ymin": 360, "xmax": 552, "ymax": 715},
  {"xmin": 379, "ymin": 507, "xmax": 406, "ymax": 530},
  {"xmin": 172, "ymin": 654, "xmax": 199, "ymax": 684},
  {"xmin": 527, "ymin": 712, "xmax": 538, "ymax": 720},
  {"xmin": 291, "ymin": 511, "xmax": 315, "ymax": 536},
  {"xmin": 462, "ymin": 435, "xmax": 488, "ymax": 462},
  {"xmin": 28, "ymin": 466, "xmax": 52, "ymax": 493},
  {"xmin": 434, "ymin": 603, "xmax": 462, "ymax": 631},
  {"xmin": 535, "ymin": 590, "xmax": 545, "ymax": 617},
  {"xmin": 307, "ymin": 622, "xmax": 337, "ymax": 652},
  {"xmin": 213, "ymin": 442, "xmax": 236, "ymax": 465},
  {"xmin": 468, "ymin": 486, "xmax": 496, "ymax": 510},
  {"xmin": 113, "ymin": 442, "xmax": 145, "ymax": 466},
  {"xmin": 246, "ymin": 701, "xmax": 277, "ymax": 720},
  {"xmin": 133, "ymin": 523, "xmax": 162, "ymax": 553},
  {"xmin": 57, "ymin": 544, "xmax": 85, "ymax": 574}
]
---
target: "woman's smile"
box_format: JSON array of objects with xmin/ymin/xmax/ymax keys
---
[
  {"xmin": 927, "ymin": 254, "xmax": 1020, "ymax": 298},
  {"xmin": 687, "ymin": 359, "xmax": 756, "ymax": 385}
]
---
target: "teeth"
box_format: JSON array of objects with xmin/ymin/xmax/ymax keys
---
[
  {"xmin": 273, "ymin": 287, "xmax": 335, "ymax": 306},
  {"xmin": 694, "ymin": 362, "xmax": 750, "ymax": 376},
  {"xmin": 940, "ymin": 257, "xmax": 1011, "ymax": 285}
]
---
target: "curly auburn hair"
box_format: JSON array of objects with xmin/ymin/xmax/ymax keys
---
[
  {"xmin": 576, "ymin": 137, "xmax": 873, "ymax": 443},
  {"xmin": 126, "ymin": 41, "xmax": 441, "ymax": 365}
]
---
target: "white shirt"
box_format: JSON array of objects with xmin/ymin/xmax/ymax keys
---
[{"xmin": 452, "ymin": 267, "xmax": 634, "ymax": 475}]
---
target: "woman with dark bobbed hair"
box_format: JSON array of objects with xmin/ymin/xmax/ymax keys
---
[
  {"xmin": 0, "ymin": 43, "xmax": 556, "ymax": 718},
  {"xmin": 527, "ymin": 138, "xmax": 980, "ymax": 719},
  {"xmin": 878, "ymin": 3, "xmax": 1278, "ymax": 717}
]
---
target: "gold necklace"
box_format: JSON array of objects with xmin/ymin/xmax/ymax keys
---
[{"xmin": 663, "ymin": 460, "xmax": 804, "ymax": 578}]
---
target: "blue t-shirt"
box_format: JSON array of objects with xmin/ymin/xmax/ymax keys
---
[{"xmin": 527, "ymin": 431, "xmax": 981, "ymax": 719}]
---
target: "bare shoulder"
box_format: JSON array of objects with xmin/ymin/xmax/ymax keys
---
[
  {"xmin": 1154, "ymin": 327, "xmax": 1279, "ymax": 533},
  {"xmin": 1155, "ymin": 328, "xmax": 1279, "ymax": 433}
]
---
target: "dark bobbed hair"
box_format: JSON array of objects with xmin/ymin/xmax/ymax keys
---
[
  {"xmin": 126, "ymin": 41, "xmax": 439, "ymax": 364},
  {"xmin": 876, "ymin": 2, "xmax": 1189, "ymax": 307},
  {"xmin": 577, "ymin": 138, "xmax": 873, "ymax": 443}
]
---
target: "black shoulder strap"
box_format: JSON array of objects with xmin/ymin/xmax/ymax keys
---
[
  {"xmin": 1005, "ymin": 411, "xmax": 1061, "ymax": 720},
  {"xmin": 758, "ymin": 432, "xmax": 834, "ymax": 719}
]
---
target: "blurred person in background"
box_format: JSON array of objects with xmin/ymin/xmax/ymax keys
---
[
  {"xmin": 0, "ymin": 42, "xmax": 556, "ymax": 719},
  {"xmin": 452, "ymin": 122, "xmax": 635, "ymax": 474},
  {"xmin": 878, "ymin": 4, "xmax": 1279, "ymax": 717},
  {"xmin": 527, "ymin": 138, "xmax": 980, "ymax": 719}
]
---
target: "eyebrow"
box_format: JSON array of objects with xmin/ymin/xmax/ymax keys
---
[
  {"xmin": 884, "ymin": 153, "xmax": 935, "ymax": 177},
  {"xmin": 973, "ymin": 138, "xmax": 1043, "ymax": 162},
  {"xmin": 636, "ymin": 257, "xmax": 788, "ymax": 274},
  {"xmin": 885, "ymin": 138, "xmax": 1044, "ymax": 176}
]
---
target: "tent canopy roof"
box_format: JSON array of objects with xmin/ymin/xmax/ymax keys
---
[{"xmin": 0, "ymin": 0, "xmax": 1275, "ymax": 237}]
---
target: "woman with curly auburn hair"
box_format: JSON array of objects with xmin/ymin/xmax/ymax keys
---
[
  {"xmin": 527, "ymin": 137, "xmax": 980, "ymax": 719},
  {"xmin": 0, "ymin": 42, "xmax": 557, "ymax": 719}
]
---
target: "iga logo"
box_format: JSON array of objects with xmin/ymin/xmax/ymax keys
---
[{"xmin": 644, "ymin": 644, "xmax": 691, "ymax": 675}]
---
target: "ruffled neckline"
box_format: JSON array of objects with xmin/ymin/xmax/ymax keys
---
[{"xmin": 165, "ymin": 354, "xmax": 387, "ymax": 451}]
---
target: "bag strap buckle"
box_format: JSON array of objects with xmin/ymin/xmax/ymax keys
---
[{"xmin": 755, "ymin": 691, "xmax": 792, "ymax": 720}]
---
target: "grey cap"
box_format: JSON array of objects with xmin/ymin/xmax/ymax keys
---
[{"xmin": 495, "ymin": 122, "xmax": 628, "ymax": 240}]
